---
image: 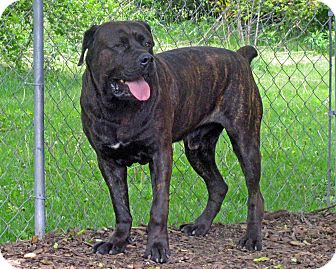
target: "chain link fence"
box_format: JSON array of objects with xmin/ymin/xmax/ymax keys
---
[{"xmin": 0, "ymin": 0, "xmax": 335, "ymax": 243}]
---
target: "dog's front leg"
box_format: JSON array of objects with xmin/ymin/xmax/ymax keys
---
[
  {"xmin": 93, "ymin": 156, "xmax": 132, "ymax": 255},
  {"xmin": 145, "ymin": 144, "xmax": 172, "ymax": 263}
]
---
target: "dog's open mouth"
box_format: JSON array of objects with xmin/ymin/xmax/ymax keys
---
[{"xmin": 111, "ymin": 77, "xmax": 150, "ymax": 101}]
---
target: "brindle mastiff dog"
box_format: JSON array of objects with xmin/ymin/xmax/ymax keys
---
[{"xmin": 78, "ymin": 21, "xmax": 264, "ymax": 263}]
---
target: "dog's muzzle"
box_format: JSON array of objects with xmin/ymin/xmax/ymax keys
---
[
  {"xmin": 110, "ymin": 77, "xmax": 151, "ymax": 101},
  {"xmin": 108, "ymin": 53, "xmax": 154, "ymax": 101}
]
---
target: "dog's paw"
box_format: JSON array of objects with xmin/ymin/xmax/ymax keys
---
[
  {"xmin": 144, "ymin": 239, "xmax": 170, "ymax": 263},
  {"xmin": 179, "ymin": 222, "xmax": 210, "ymax": 236},
  {"xmin": 237, "ymin": 234, "xmax": 262, "ymax": 251},
  {"xmin": 93, "ymin": 240, "xmax": 127, "ymax": 255}
]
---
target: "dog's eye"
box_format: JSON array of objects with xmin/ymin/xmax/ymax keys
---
[
  {"xmin": 114, "ymin": 43, "xmax": 129, "ymax": 49},
  {"xmin": 144, "ymin": 41, "xmax": 152, "ymax": 48}
]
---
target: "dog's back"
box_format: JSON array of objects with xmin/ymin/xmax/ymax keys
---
[{"xmin": 155, "ymin": 46, "xmax": 260, "ymax": 141}]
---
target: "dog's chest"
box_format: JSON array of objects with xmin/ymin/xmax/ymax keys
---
[
  {"xmin": 85, "ymin": 113, "xmax": 154, "ymax": 166},
  {"xmin": 103, "ymin": 141, "xmax": 153, "ymax": 166}
]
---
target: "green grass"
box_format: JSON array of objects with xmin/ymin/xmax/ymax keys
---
[{"xmin": 0, "ymin": 47, "xmax": 332, "ymax": 243}]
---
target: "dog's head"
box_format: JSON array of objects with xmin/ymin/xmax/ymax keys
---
[{"xmin": 78, "ymin": 21, "xmax": 155, "ymax": 101}]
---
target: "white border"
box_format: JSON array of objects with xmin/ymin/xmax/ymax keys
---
[
  {"xmin": 319, "ymin": 0, "xmax": 336, "ymax": 14},
  {"xmin": 0, "ymin": 0, "xmax": 18, "ymax": 18},
  {"xmin": 0, "ymin": 252, "xmax": 17, "ymax": 269},
  {"xmin": 320, "ymin": 252, "xmax": 336, "ymax": 269},
  {"xmin": 0, "ymin": 0, "xmax": 335, "ymax": 268}
]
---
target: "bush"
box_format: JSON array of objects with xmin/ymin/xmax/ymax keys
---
[
  {"xmin": 138, "ymin": 0, "xmax": 213, "ymax": 22},
  {"xmin": 0, "ymin": 0, "xmax": 33, "ymax": 69},
  {"xmin": 0, "ymin": 0, "xmax": 330, "ymax": 69}
]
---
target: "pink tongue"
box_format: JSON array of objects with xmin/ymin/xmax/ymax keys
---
[{"xmin": 125, "ymin": 78, "xmax": 150, "ymax": 101}]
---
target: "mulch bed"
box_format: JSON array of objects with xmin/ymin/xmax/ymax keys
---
[{"xmin": 1, "ymin": 208, "xmax": 335, "ymax": 269}]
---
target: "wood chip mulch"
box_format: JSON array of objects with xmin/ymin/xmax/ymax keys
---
[{"xmin": 1, "ymin": 208, "xmax": 335, "ymax": 268}]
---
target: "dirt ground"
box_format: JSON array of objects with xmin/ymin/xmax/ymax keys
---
[{"xmin": 1, "ymin": 208, "xmax": 335, "ymax": 269}]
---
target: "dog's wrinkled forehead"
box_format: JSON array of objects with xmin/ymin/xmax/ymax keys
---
[
  {"xmin": 95, "ymin": 21, "xmax": 153, "ymax": 49},
  {"xmin": 78, "ymin": 21, "xmax": 154, "ymax": 66},
  {"xmin": 88, "ymin": 22, "xmax": 154, "ymax": 52}
]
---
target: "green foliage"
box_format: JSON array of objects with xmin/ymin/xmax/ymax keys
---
[
  {"xmin": 215, "ymin": 0, "xmax": 327, "ymax": 30},
  {"xmin": 261, "ymin": 0, "xmax": 328, "ymax": 36},
  {"xmin": 1, "ymin": 1, "xmax": 124, "ymax": 68},
  {"xmin": 304, "ymin": 31, "xmax": 329, "ymax": 53},
  {"xmin": 139, "ymin": 0, "xmax": 213, "ymax": 21},
  {"xmin": 213, "ymin": 0, "xmax": 329, "ymax": 46},
  {"xmin": 0, "ymin": 0, "xmax": 331, "ymax": 69},
  {"xmin": 0, "ymin": 0, "xmax": 33, "ymax": 69},
  {"xmin": 42, "ymin": 1, "xmax": 119, "ymax": 67}
]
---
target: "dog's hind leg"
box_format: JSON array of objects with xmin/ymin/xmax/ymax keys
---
[
  {"xmin": 225, "ymin": 112, "xmax": 264, "ymax": 251},
  {"xmin": 180, "ymin": 123, "xmax": 228, "ymax": 236}
]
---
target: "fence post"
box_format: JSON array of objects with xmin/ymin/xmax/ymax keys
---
[
  {"xmin": 327, "ymin": 10, "xmax": 332, "ymax": 207},
  {"xmin": 33, "ymin": 0, "xmax": 45, "ymax": 239},
  {"xmin": 334, "ymin": 11, "xmax": 336, "ymax": 205}
]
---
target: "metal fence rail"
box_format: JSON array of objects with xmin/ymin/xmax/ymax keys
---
[{"xmin": 0, "ymin": 0, "xmax": 335, "ymax": 242}]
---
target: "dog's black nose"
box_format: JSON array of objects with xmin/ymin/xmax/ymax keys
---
[{"xmin": 139, "ymin": 53, "xmax": 153, "ymax": 67}]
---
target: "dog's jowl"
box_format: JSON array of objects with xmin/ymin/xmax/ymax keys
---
[{"xmin": 78, "ymin": 21, "xmax": 264, "ymax": 263}]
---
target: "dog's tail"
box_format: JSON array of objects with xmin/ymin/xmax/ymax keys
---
[{"xmin": 237, "ymin": 45, "xmax": 258, "ymax": 64}]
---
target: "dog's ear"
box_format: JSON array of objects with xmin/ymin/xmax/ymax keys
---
[
  {"xmin": 137, "ymin": 21, "xmax": 152, "ymax": 34},
  {"xmin": 78, "ymin": 25, "xmax": 99, "ymax": 66}
]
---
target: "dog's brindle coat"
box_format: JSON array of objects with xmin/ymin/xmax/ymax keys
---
[{"xmin": 79, "ymin": 21, "xmax": 264, "ymax": 263}]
